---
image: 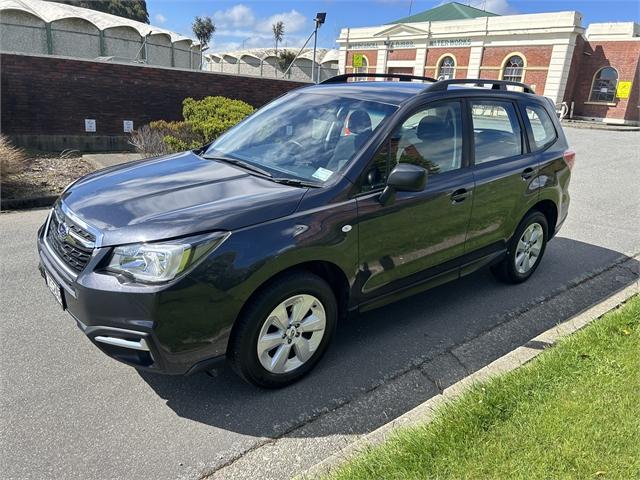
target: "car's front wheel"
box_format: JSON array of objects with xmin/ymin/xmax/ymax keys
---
[
  {"xmin": 491, "ymin": 210, "xmax": 548, "ymax": 284},
  {"xmin": 228, "ymin": 272, "xmax": 337, "ymax": 388}
]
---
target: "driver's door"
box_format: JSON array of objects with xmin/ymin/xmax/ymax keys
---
[{"xmin": 355, "ymin": 100, "xmax": 474, "ymax": 304}]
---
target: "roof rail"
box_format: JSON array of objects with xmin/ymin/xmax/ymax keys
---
[
  {"xmin": 322, "ymin": 73, "xmax": 437, "ymax": 84},
  {"xmin": 426, "ymin": 79, "xmax": 536, "ymax": 94}
]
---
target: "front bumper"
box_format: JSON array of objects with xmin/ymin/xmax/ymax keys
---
[{"xmin": 37, "ymin": 220, "xmax": 230, "ymax": 375}]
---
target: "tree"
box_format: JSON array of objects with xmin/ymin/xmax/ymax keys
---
[
  {"xmin": 192, "ymin": 16, "xmax": 216, "ymax": 69},
  {"xmin": 272, "ymin": 21, "xmax": 284, "ymax": 72},
  {"xmin": 45, "ymin": 1, "xmax": 149, "ymax": 23},
  {"xmin": 277, "ymin": 50, "xmax": 297, "ymax": 75}
]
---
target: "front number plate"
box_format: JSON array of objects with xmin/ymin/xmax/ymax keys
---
[{"xmin": 45, "ymin": 270, "xmax": 65, "ymax": 309}]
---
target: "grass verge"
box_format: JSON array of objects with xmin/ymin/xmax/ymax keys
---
[{"xmin": 328, "ymin": 295, "xmax": 640, "ymax": 480}]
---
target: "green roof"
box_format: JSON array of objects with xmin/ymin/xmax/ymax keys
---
[{"xmin": 389, "ymin": 1, "xmax": 499, "ymax": 24}]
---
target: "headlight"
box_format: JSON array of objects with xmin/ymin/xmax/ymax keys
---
[{"xmin": 107, "ymin": 232, "xmax": 229, "ymax": 283}]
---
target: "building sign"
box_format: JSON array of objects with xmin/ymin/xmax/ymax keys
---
[
  {"xmin": 348, "ymin": 40, "xmax": 416, "ymax": 50},
  {"xmin": 123, "ymin": 120, "xmax": 134, "ymax": 133},
  {"xmin": 84, "ymin": 119, "xmax": 96, "ymax": 132},
  {"xmin": 348, "ymin": 42, "xmax": 377, "ymax": 50},
  {"xmin": 616, "ymin": 81, "xmax": 632, "ymax": 99},
  {"xmin": 388, "ymin": 40, "xmax": 415, "ymax": 49},
  {"xmin": 429, "ymin": 38, "xmax": 472, "ymax": 47},
  {"xmin": 353, "ymin": 54, "xmax": 364, "ymax": 68}
]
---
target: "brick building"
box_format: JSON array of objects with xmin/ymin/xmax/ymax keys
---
[{"xmin": 337, "ymin": 2, "xmax": 639, "ymax": 125}]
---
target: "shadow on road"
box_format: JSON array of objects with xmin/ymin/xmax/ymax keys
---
[{"xmin": 138, "ymin": 237, "xmax": 638, "ymax": 439}]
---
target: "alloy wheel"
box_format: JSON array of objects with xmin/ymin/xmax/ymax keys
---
[
  {"xmin": 515, "ymin": 222, "xmax": 544, "ymax": 274},
  {"xmin": 256, "ymin": 294, "xmax": 326, "ymax": 374}
]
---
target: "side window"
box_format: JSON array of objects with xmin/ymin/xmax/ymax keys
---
[
  {"xmin": 361, "ymin": 101, "xmax": 463, "ymax": 192},
  {"xmin": 471, "ymin": 100, "xmax": 522, "ymax": 164},
  {"xmin": 525, "ymin": 104, "xmax": 557, "ymax": 150}
]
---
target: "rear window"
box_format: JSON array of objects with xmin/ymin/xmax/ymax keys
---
[
  {"xmin": 525, "ymin": 104, "xmax": 557, "ymax": 150},
  {"xmin": 471, "ymin": 100, "xmax": 523, "ymax": 164}
]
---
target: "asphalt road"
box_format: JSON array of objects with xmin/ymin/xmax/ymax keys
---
[{"xmin": 1, "ymin": 127, "xmax": 639, "ymax": 480}]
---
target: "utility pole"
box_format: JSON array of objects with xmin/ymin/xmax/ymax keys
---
[{"xmin": 311, "ymin": 12, "xmax": 326, "ymax": 84}]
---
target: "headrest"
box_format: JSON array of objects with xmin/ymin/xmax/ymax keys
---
[
  {"xmin": 348, "ymin": 110, "xmax": 372, "ymax": 134},
  {"xmin": 417, "ymin": 115, "xmax": 449, "ymax": 141}
]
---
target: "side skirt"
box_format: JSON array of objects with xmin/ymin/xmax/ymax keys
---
[{"xmin": 356, "ymin": 244, "xmax": 507, "ymax": 313}]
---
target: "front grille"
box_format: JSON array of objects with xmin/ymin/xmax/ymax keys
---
[
  {"xmin": 69, "ymin": 224, "xmax": 96, "ymax": 243},
  {"xmin": 46, "ymin": 208, "xmax": 95, "ymax": 273}
]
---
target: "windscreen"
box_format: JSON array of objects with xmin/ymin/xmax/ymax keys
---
[{"xmin": 204, "ymin": 91, "xmax": 397, "ymax": 183}]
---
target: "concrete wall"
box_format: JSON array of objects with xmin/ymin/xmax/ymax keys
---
[
  {"xmin": 0, "ymin": 11, "xmax": 201, "ymax": 69},
  {"xmin": 50, "ymin": 17, "xmax": 100, "ymax": 59},
  {"xmin": 0, "ymin": 10, "xmax": 47, "ymax": 54},
  {"xmin": 103, "ymin": 26, "xmax": 141, "ymax": 60},
  {"xmin": 173, "ymin": 39, "xmax": 192, "ymax": 69}
]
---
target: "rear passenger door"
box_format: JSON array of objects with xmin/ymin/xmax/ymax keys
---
[{"xmin": 465, "ymin": 98, "xmax": 539, "ymax": 255}]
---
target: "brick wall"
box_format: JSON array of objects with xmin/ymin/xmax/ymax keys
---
[
  {"xmin": 562, "ymin": 35, "xmax": 586, "ymax": 104},
  {"xmin": 1, "ymin": 53, "xmax": 306, "ymax": 137},
  {"xmin": 424, "ymin": 47, "xmax": 471, "ymax": 79},
  {"xmin": 480, "ymin": 46, "xmax": 553, "ymax": 94},
  {"xmin": 388, "ymin": 49, "xmax": 416, "ymax": 61},
  {"xmin": 568, "ymin": 40, "xmax": 640, "ymax": 122}
]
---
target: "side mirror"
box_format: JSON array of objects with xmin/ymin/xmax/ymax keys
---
[{"xmin": 379, "ymin": 164, "xmax": 427, "ymax": 205}]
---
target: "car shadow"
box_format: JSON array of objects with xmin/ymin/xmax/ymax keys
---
[{"xmin": 138, "ymin": 237, "xmax": 638, "ymax": 439}]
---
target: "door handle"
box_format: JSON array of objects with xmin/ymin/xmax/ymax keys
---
[
  {"xmin": 521, "ymin": 167, "xmax": 535, "ymax": 180},
  {"xmin": 451, "ymin": 188, "xmax": 470, "ymax": 204}
]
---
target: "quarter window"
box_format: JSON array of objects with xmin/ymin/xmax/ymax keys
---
[
  {"xmin": 589, "ymin": 67, "xmax": 618, "ymax": 103},
  {"xmin": 525, "ymin": 104, "xmax": 556, "ymax": 150},
  {"xmin": 437, "ymin": 56, "xmax": 456, "ymax": 80},
  {"xmin": 471, "ymin": 101, "xmax": 522, "ymax": 164},
  {"xmin": 502, "ymin": 55, "xmax": 525, "ymax": 83}
]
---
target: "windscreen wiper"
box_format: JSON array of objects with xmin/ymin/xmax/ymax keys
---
[
  {"xmin": 203, "ymin": 155, "xmax": 273, "ymax": 178},
  {"xmin": 270, "ymin": 177, "xmax": 321, "ymax": 188}
]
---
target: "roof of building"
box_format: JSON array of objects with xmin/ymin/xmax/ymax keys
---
[
  {"xmin": 0, "ymin": 0, "xmax": 197, "ymax": 44},
  {"xmin": 389, "ymin": 1, "xmax": 499, "ymax": 24}
]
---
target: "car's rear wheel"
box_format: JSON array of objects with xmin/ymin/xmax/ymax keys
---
[
  {"xmin": 228, "ymin": 272, "xmax": 337, "ymax": 388},
  {"xmin": 491, "ymin": 211, "xmax": 548, "ymax": 284}
]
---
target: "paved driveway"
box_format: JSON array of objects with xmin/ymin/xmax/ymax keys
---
[{"xmin": 1, "ymin": 128, "xmax": 638, "ymax": 480}]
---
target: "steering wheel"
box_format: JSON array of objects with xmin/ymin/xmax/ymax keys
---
[{"xmin": 284, "ymin": 139, "xmax": 303, "ymax": 152}]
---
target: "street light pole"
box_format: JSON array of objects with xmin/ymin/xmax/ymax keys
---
[{"xmin": 311, "ymin": 12, "xmax": 326, "ymax": 84}]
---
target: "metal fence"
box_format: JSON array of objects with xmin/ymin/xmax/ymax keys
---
[
  {"xmin": 0, "ymin": 19, "xmax": 340, "ymax": 82},
  {"xmin": 205, "ymin": 58, "xmax": 339, "ymax": 83},
  {"xmin": 0, "ymin": 20, "xmax": 201, "ymax": 69}
]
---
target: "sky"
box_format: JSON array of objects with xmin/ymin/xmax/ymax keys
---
[{"xmin": 146, "ymin": 0, "xmax": 640, "ymax": 52}]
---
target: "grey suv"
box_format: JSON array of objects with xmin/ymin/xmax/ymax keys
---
[{"xmin": 38, "ymin": 74, "xmax": 574, "ymax": 387}]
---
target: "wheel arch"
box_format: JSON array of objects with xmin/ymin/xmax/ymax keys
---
[
  {"xmin": 226, "ymin": 260, "xmax": 351, "ymax": 353},
  {"xmin": 530, "ymin": 199, "xmax": 558, "ymax": 239}
]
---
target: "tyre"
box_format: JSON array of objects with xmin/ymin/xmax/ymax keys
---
[
  {"xmin": 227, "ymin": 271, "xmax": 337, "ymax": 388},
  {"xmin": 491, "ymin": 210, "xmax": 548, "ymax": 284}
]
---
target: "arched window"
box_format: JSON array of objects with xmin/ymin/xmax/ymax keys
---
[
  {"xmin": 437, "ymin": 55, "xmax": 456, "ymax": 80},
  {"xmin": 353, "ymin": 54, "xmax": 369, "ymax": 81},
  {"xmin": 502, "ymin": 55, "xmax": 525, "ymax": 82},
  {"xmin": 589, "ymin": 67, "xmax": 618, "ymax": 103}
]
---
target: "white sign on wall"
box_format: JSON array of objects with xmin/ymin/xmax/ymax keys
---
[
  {"xmin": 123, "ymin": 120, "xmax": 134, "ymax": 133},
  {"xmin": 84, "ymin": 119, "xmax": 96, "ymax": 132}
]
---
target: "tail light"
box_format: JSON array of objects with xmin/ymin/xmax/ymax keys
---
[{"xmin": 563, "ymin": 149, "xmax": 576, "ymax": 170}]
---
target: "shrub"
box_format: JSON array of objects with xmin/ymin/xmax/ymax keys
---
[
  {"xmin": 181, "ymin": 96, "xmax": 255, "ymax": 146},
  {"xmin": 131, "ymin": 96, "xmax": 255, "ymax": 155},
  {"xmin": 128, "ymin": 124, "xmax": 169, "ymax": 156},
  {"xmin": 0, "ymin": 135, "xmax": 27, "ymax": 177}
]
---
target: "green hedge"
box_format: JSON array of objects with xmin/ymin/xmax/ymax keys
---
[{"xmin": 145, "ymin": 96, "xmax": 255, "ymax": 153}]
